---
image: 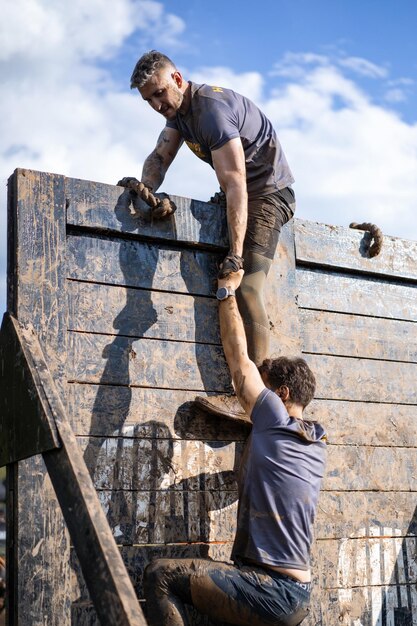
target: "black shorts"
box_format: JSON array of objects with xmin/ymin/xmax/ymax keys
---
[
  {"xmin": 206, "ymin": 561, "xmax": 310, "ymax": 625},
  {"xmin": 245, "ymin": 187, "xmax": 295, "ymax": 260}
]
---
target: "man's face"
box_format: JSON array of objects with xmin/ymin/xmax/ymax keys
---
[{"xmin": 139, "ymin": 68, "xmax": 184, "ymax": 120}]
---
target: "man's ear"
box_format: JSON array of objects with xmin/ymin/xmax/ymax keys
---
[
  {"xmin": 172, "ymin": 70, "xmax": 183, "ymax": 88},
  {"xmin": 277, "ymin": 386, "xmax": 290, "ymax": 402}
]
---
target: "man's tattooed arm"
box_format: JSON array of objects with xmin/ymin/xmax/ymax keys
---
[{"xmin": 141, "ymin": 127, "xmax": 183, "ymax": 191}]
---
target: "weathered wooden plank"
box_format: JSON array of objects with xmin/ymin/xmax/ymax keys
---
[
  {"xmin": 67, "ymin": 234, "xmax": 220, "ymax": 296},
  {"xmin": 97, "ymin": 489, "xmax": 238, "ymax": 545},
  {"xmin": 306, "ymin": 400, "xmax": 417, "ymax": 447},
  {"xmin": 68, "ymin": 385, "xmax": 417, "ymax": 447},
  {"xmin": 68, "ymin": 332, "xmax": 231, "ymax": 392},
  {"xmin": 316, "ymin": 535, "xmax": 417, "ymax": 589},
  {"xmin": 295, "ymin": 219, "xmax": 417, "ymax": 281},
  {"xmin": 71, "ymin": 601, "xmax": 221, "ymax": 626},
  {"xmin": 306, "ymin": 354, "xmax": 417, "ymax": 404},
  {"xmin": 323, "ymin": 446, "xmax": 417, "ymax": 491},
  {"xmin": 66, "ymin": 177, "xmax": 229, "ymax": 249},
  {"xmin": 8, "ymin": 169, "xmax": 71, "ymax": 625},
  {"xmin": 79, "ymin": 436, "xmax": 241, "ymax": 492},
  {"xmin": 297, "ymin": 267, "xmax": 417, "ymax": 321},
  {"xmin": 67, "ymin": 219, "xmax": 299, "ymax": 355},
  {"xmin": 0, "ymin": 314, "xmax": 61, "ymax": 465},
  {"xmin": 95, "ymin": 489, "xmax": 417, "ymax": 545},
  {"xmin": 313, "ymin": 585, "xmax": 417, "ymax": 626},
  {"xmin": 67, "ymin": 384, "xmax": 250, "ymax": 441},
  {"xmin": 68, "ymin": 281, "xmax": 221, "ymax": 343},
  {"xmin": 315, "ymin": 492, "xmax": 417, "ymax": 539},
  {"xmin": 300, "ymin": 309, "xmax": 417, "ymax": 363},
  {"xmin": 79, "ymin": 432, "xmax": 416, "ymax": 492}
]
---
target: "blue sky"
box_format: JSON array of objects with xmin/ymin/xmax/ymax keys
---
[{"xmin": 1, "ymin": 0, "xmax": 417, "ymax": 315}]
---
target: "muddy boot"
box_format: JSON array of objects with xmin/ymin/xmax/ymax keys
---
[{"xmin": 194, "ymin": 395, "xmax": 251, "ymax": 425}]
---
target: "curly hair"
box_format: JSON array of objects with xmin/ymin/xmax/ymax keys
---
[
  {"xmin": 258, "ymin": 357, "xmax": 316, "ymax": 408},
  {"xmin": 130, "ymin": 50, "xmax": 177, "ymax": 89}
]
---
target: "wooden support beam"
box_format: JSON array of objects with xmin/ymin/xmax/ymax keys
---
[
  {"xmin": 1, "ymin": 313, "xmax": 147, "ymax": 626},
  {"xmin": 0, "ymin": 313, "xmax": 61, "ymax": 465}
]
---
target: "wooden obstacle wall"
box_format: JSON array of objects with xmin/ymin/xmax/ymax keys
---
[{"xmin": 6, "ymin": 169, "xmax": 417, "ymax": 625}]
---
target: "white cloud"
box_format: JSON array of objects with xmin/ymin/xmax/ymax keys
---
[
  {"xmin": 339, "ymin": 56, "xmax": 388, "ymax": 79},
  {"xmin": 190, "ymin": 67, "xmax": 264, "ymax": 102}
]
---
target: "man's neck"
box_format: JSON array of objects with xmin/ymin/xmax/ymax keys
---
[
  {"xmin": 179, "ymin": 81, "xmax": 192, "ymax": 115},
  {"xmin": 284, "ymin": 401, "xmax": 303, "ymax": 420}
]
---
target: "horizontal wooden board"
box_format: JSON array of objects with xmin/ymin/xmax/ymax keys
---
[
  {"xmin": 67, "ymin": 234, "xmax": 220, "ymax": 296},
  {"xmin": 71, "ymin": 601, "xmax": 219, "ymax": 626},
  {"xmin": 295, "ymin": 220, "xmax": 417, "ymax": 281},
  {"xmin": 316, "ymin": 535, "xmax": 417, "ymax": 589},
  {"xmin": 67, "ymin": 384, "xmax": 250, "ymax": 441},
  {"xmin": 306, "ymin": 400, "xmax": 417, "ymax": 447},
  {"xmin": 66, "ymin": 177, "xmax": 229, "ymax": 248},
  {"xmin": 316, "ymin": 492, "xmax": 417, "ymax": 539},
  {"xmin": 78, "ymin": 432, "xmax": 417, "ymax": 493},
  {"xmin": 97, "ymin": 489, "xmax": 238, "ymax": 545},
  {"xmin": 79, "ymin": 435, "xmax": 242, "ymax": 492},
  {"xmin": 67, "ymin": 384, "xmax": 417, "ymax": 447},
  {"xmin": 306, "ymin": 354, "xmax": 417, "ymax": 404},
  {"xmin": 68, "ymin": 332, "xmax": 231, "ymax": 392},
  {"xmin": 316, "ymin": 585, "xmax": 417, "ymax": 626},
  {"xmin": 95, "ymin": 489, "xmax": 417, "ymax": 546},
  {"xmin": 297, "ymin": 267, "xmax": 417, "ymax": 321},
  {"xmin": 300, "ymin": 309, "xmax": 417, "ymax": 363},
  {"xmin": 68, "ymin": 281, "xmax": 221, "ymax": 344},
  {"xmin": 323, "ymin": 445, "xmax": 417, "ymax": 491}
]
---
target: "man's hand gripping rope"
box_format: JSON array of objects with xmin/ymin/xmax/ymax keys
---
[{"xmin": 117, "ymin": 176, "xmax": 176, "ymax": 219}]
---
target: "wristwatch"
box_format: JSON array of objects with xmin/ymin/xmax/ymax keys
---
[{"xmin": 216, "ymin": 286, "xmax": 236, "ymax": 301}]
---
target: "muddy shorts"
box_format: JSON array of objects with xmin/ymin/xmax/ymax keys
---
[
  {"xmin": 245, "ymin": 187, "xmax": 295, "ymax": 260},
  {"xmin": 205, "ymin": 561, "xmax": 310, "ymax": 626}
]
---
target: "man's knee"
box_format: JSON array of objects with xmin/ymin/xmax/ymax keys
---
[
  {"xmin": 144, "ymin": 558, "xmax": 193, "ymax": 603},
  {"xmin": 144, "ymin": 559, "xmax": 172, "ymax": 593}
]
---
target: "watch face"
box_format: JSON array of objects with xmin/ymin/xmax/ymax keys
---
[{"xmin": 216, "ymin": 287, "xmax": 228, "ymax": 300}]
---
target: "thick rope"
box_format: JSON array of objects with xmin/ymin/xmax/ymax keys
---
[
  {"xmin": 117, "ymin": 177, "xmax": 176, "ymax": 218},
  {"xmin": 349, "ymin": 222, "xmax": 383, "ymax": 257}
]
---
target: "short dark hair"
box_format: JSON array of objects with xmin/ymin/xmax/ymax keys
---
[
  {"xmin": 130, "ymin": 50, "xmax": 177, "ymax": 89},
  {"xmin": 258, "ymin": 357, "xmax": 316, "ymax": 408}
]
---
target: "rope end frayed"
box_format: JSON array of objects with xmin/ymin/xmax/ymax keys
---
[{"xmin": 349, "ymin": 222, "xmax": 383, "ymax": 257}]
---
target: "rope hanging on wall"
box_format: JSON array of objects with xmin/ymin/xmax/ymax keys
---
[{"xmin": 349, "ymin": 222, "xmax": 383, "ymax": 257}]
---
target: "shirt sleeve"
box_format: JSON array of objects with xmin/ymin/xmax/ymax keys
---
[
  {"xmin": 251, "ymin": 389, "xmax": 290, "ymax": 432},
  {"xmin": 198, "ymin": 99, "xmax": 240, "ymax": 151},
  {"xmin": 165, "ymin": 119, "xmax": 178, "ymax": 130}
]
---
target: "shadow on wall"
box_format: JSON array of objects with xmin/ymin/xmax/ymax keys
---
[{"xmin": 71, "ymin": 190, "xmax": 247, "ymax": 609}]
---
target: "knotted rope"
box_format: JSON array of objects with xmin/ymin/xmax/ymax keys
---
[
  {"xmin": 117, "ymin": 177, "xmax": 176, "ymax": 219},
  {"xmin": 349, "ymin": 222, "xmax": 383, "ymax": 257}
]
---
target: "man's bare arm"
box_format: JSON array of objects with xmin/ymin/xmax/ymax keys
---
[
  {"xmin": 142, "ymin": 127, "xmax": 183, "ymax": 191},
  {"xmin": 218, "ymin": 272, "xmax": 265, "ymax": 416},
  {"xmin": 211, "ymin": 137, "xmax": 247, "ymax": 257}
]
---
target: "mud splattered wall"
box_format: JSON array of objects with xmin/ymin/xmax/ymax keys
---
[
  {"xmin": 6, "ymin": 169, "xmax": 417, "ymax": 625},
  {"xmin": 295, "ymin": 221, "xmax": 417, "ymax": 625}
]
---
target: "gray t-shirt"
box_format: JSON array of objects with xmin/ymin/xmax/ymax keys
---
[
  {"xmin": 166, "ymin": 82, "xmax": 294, "ymax": 199},
  {"xmin": 231, "ymin": 389, "xmax": 327, "ymax": 571}
]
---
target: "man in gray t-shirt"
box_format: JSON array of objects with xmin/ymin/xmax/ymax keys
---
[
  {"xmin": 143, "ymin": 270, "xmax": 326, "ymax": 625},
  {"xmin": 120, "ymin": 50, "xmax": 296, "ymax": 392}
]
